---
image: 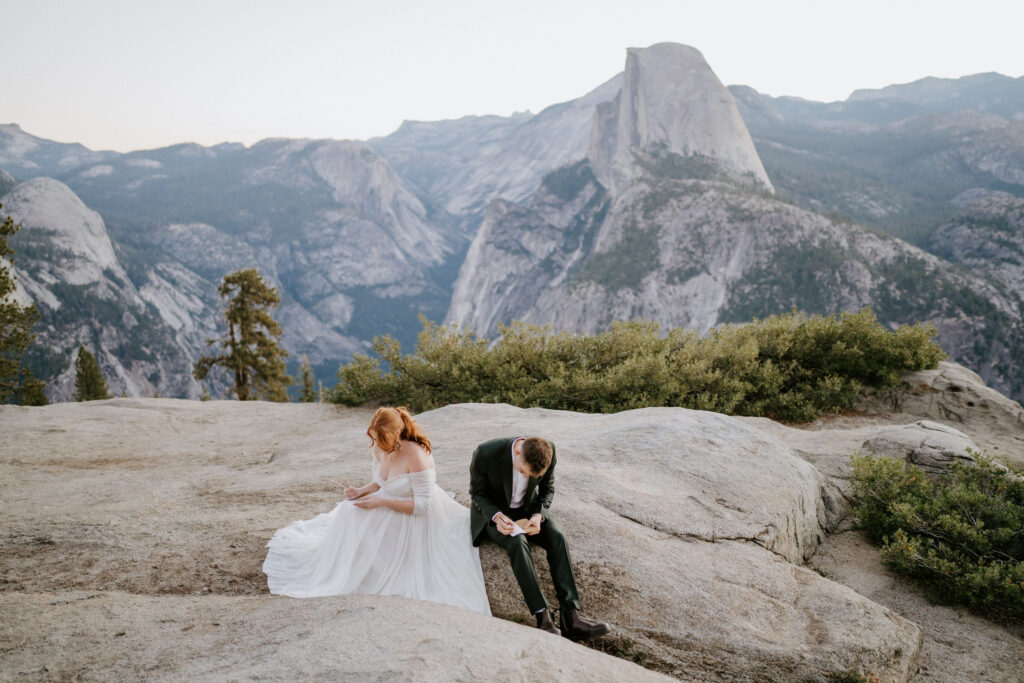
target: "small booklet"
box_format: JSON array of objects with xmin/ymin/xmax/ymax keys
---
[{"xmin": 513, "ymin": 519, "xmax": 539, "ymax": 536}]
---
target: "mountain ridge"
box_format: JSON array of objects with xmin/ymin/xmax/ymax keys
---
[{"xmin": 3, "ymin": 45, "xmax": 1024, "ymax": 401}]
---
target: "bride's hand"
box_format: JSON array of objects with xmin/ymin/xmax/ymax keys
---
[
  {"xmin": 344, "ymin": 487, "xmax": 360, "ymax": 499},
  {"xmin": 353, "ymin": 496, "xmax": 383, "ymax": 509}
]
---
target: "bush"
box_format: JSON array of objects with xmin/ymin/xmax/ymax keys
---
[
  {"xmin": 330, "ymin": 307, "xmax": 945, "ymax": 422},
  {"xmin": 851, "ymin": 452, "xmax": 1024, "ymax": 623}
]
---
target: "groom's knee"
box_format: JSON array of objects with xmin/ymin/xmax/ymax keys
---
[
  {"xmin": 504, "ymin": 534, "xmax": 530, "ymax": 556},
  {"xmin": 539, "ymin": 522, "xmax": 566, "ymax": 547}
]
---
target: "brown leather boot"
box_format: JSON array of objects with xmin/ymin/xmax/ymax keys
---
[
  {"xmin": 559, "ymin": 607, "xmax": 610, "ymax": 641},
  {"xmin": 534, "ymin": 608, "xmax": 561, "ymax": 635}
]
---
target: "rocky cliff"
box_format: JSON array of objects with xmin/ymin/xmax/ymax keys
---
[
  {"xmin": 928, "ymin": 190, "xmax": 1024, "ymax": 300},
  {"xmin": 63, "ymin": 138, "xmax": 467, "ymax": 365},
  {"xmin": 2, "ymin": 177, "xmax": 216, "ymax": 401},
  {"xmin": 0, "ymin": 123, "xmax": 116, "ymax": 179},
  {"xmin": 588, "ymin": 43, "xmax": 771, "ymax": 194},
  {"xmin": 729, "ymin": 80, "xmax": 1024, "ymax": 245},
  {"xmin": 370, "ymin": 74, "xmax": 623, "ymax": 216},
  {"xmin": 446, "ymin": 48, "xmax": 1024, "ymax": 401},
  {"xmin": 2, "ymin": 134, "xmax": 474, "ymax": 395}
]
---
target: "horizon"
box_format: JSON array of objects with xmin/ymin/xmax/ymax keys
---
[
  {"xmin": 4, "ymin": 65, "xmax": 1019, "ymax": 153},
  {"xmin": 5, "ymin": 0, "xmax": 1024, "ymax": 153}
]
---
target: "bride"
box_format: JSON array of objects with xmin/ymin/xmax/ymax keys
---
[{"xmin": 263, "ymin": 406, "xmax": 491, "ymax": 615}]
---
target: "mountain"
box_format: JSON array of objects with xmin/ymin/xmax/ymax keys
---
[
  {"xmin": 729, "ymin": 78, "xmax": 1024, "ymax": 245},
  {"xmin": 0, "ymin": 123, "xmax": 117, "ymax": 179},
  {"xmin": 370, "ymin": 74, "xmax": 623, "ymax": 216},
  {"xmin": 848, "ymin": 72, "xmax": 1024, "ymax": 120},
  {"xmin": 4, "ymin": 46, "xmax": 1024, "ymax": 403},
  {"xmin": 58, "ymin": 138, "xmax": 471, "ymax": 369},
  {"xmin": 929, "ymin": 190, "xmax": 1024, "ymax": 301},
  {"xmin": 447, "ymin": 45, "xmax": 1024, "ymax": 401},
  {"xmin": 0, "ymin": 168, "xmax": 17, "ymax": 196},
  {"xmin": 588, "ymin": 43, "xmax": 771, "ymax": 194},
  {"xmin": 1, "ymin": 177, "xmax": 216, "ymax": 401}
]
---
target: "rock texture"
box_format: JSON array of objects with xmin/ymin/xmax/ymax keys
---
[
  {"xmin": 729, "ymin": 78, "xmax": 1024, "ymax": 246},
  {"xmin": 808, "ymin": 528, "xmax": 1024, "ymax": 682},
  {"xmin": 1, "ymin": 178, "xmax": 217, "ymax": 401},
  {"xmin": 588, "ymin": 43, "xmax": 772, "ymax": 193},
  {"xmin": 929, "ymin": 191, "xmax": 1024, "ymax": 301},
  {"xmin": 3, "ymin": 177, "xmax": 120, "ymax": 284},
  {"xmin": 857, "ymin": 360, "xmax": 1024, "ymax": 461},
  {"xmin": 1, "ymin": 592, "xmax": 671, "ymax": 682},
  {"xmin": 371, "ymin": 74, "xmax": 623, "ymax": 216},
  {"xmin": 861, "ymin": 421, "xmax": 977, "ymax": 474},
  {"xmin": 0, "ymin": 400, "xmax": 931, "ymax": 681},
  {"xmin": 445, "ymin": 158, "xmax": 1024, "ymax": 400},
  {"xmin": 80, "ymin": 138, "xmax": 467, "ymax": 363}
]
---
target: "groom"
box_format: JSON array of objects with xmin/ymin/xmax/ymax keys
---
[{"xmin": 469, "ymin": 436, "xmax": 610, "ymax": 639}]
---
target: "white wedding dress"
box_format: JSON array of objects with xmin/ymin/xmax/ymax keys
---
[{"xmin": 263, "ymin": 459, "xmax": 491, "ymax": 615}]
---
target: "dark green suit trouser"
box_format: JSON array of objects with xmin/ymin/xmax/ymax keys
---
[{"xmin": 484, "ymin": 509, "xmax": 581, "ymax": 613}]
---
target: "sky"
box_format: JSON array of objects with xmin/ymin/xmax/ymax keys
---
[{"xmin": 4, "ymin": 0, "xmax": 1023, "ymax": 153}]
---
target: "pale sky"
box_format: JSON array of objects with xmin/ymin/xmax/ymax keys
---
[{"xmin": 4, "ymin": 0, "xmax": 1023, "ymax": 153}]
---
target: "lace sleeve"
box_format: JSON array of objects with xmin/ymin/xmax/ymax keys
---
[
  {"xmin": 371, "ymin": 458, "xmax": 385, "ymax": 487},
  {"xmin": 409, "ymin": 470, "xmax": 435, "ymax": 516}
]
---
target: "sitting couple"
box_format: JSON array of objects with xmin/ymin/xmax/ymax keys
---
[{"xmin": 263, "ymin": 406, "xmax": 609, "ymax": 640}]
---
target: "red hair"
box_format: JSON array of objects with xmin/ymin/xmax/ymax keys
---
[{"xmin": 367, "ymin": 406, "xmax": 432, "ymax": 454}]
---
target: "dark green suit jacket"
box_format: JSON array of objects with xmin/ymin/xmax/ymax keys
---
[{"xmin": 469, "ymin": 437, "xmax": 556, "ymax": 547}]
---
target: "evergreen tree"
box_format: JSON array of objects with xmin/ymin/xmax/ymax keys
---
[
  {"xmin": 298, "ymin": 355, "xmax": 316, "ymax": 402},
  {"xmin": 73, "ymin": 345, "xmax": 111, "ymax": 401},
  {"xmin": 0, "ymin": 203, "xmax": 47, "ymax": 404},
  {"xmin": 194, "ymin": 268, "xmax": 291, "ymax": 401}
]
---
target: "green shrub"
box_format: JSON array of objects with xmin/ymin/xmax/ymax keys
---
[
  {"xmin": 330, "ymin": 307, "xmax": 944, "ymax": 422},
  {"xmin": 851, "ymin": 452, "xmax": 1024, "ymax": 623}
]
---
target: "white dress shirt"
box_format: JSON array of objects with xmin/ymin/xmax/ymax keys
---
[
  {"xmin": 493, "ymin": 437, "xmax": 529, "ymax": 523},
  {"xmin": 509, "ymin": 437, "xmax": 527, "ymax": 509}
]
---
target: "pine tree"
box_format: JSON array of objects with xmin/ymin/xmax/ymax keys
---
[
  {"xmin": 298, "ymin": 355, "xmax": 316, "ymax": 402},
  {"xmin": 193, "ymin": 268, "xmax": 291, "ymax": 401},
  {"xmin": 73, "ymin": 346, "xmax": 111, "ymax": 401},
  {"xmin": 0, "ymin": 202, "xmax": 47, "ymax": 404}
]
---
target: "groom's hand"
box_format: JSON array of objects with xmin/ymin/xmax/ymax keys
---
[
  {"xmin": 527, "ymin": 513, "xmax": 543, "ymax": 535},
  {"xmin": 493, "ymin": 512, "xmax": 516, "ymax": 535}
]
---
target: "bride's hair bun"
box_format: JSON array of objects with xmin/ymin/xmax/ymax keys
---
[{"xmin": 367, "ymin": 406, "xmax": 432, "ymax": 454}]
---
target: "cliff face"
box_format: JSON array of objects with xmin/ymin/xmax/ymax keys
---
[
  {"xmin": 446, "ymin": 47, "xmax": 1024, "ymax": 401},
  {"xmin": 370, "ymin": 74, "xmax": 623, "ymax": 216},
  {"xmin": 588, "ymin": 43, "xmax": 772, "ymax": 194},
  {"xmin": 728, "ymin": 81, "xmax": 1024, "ymax": 246},
  {"xmin": 2, "ymin": 178, "xmax": 217, "ymax": 401},
  {"xmin": 929, "ymin": 191, "xmax": 1024, "ymax": 301},
  {"xmin": 50, "ymin": 138, "xmax": 470, "ymax": 372}
]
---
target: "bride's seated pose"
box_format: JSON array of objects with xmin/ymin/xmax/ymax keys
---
[{"xmin": 262, "ymin": 406, "xmax": 490, "ymax": 615}]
